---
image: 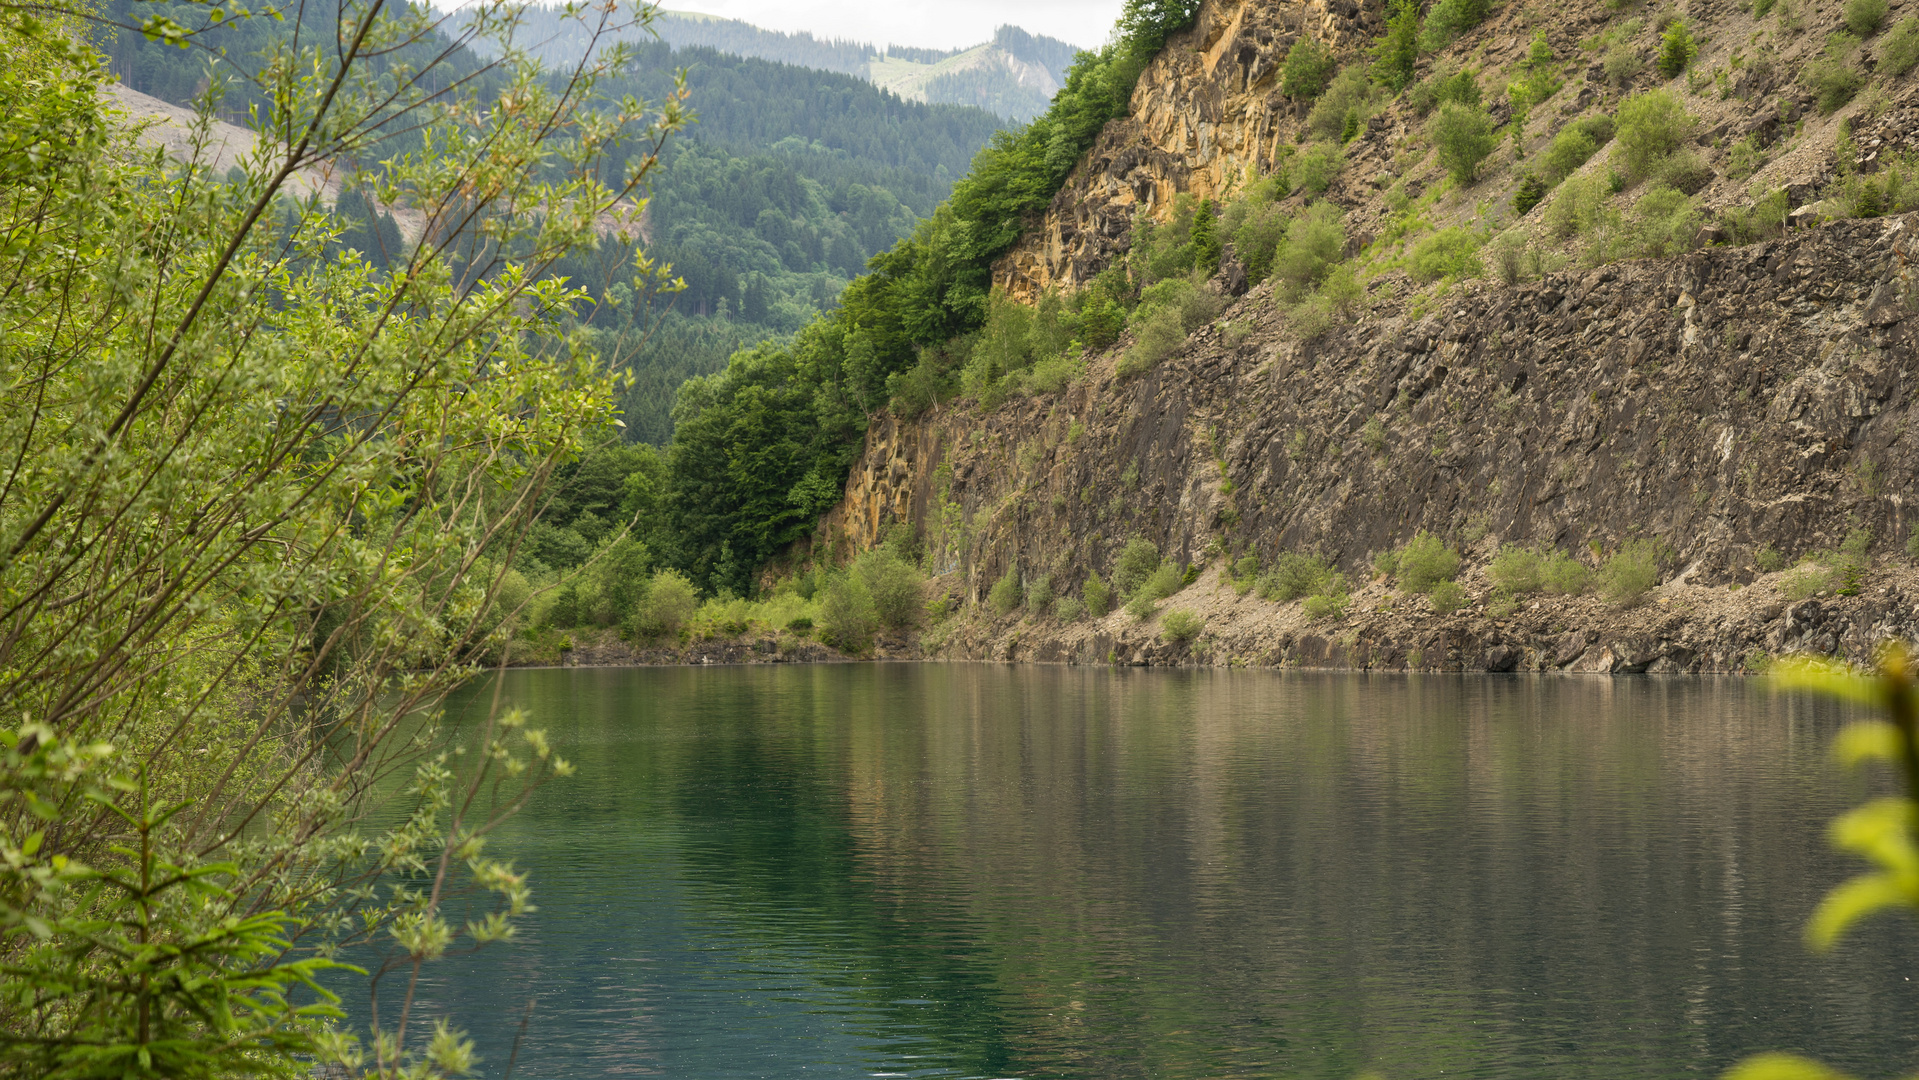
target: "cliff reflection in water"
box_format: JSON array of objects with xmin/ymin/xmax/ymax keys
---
[{"xmin": 378, "ymin": 666, "xmax": 1919, "ymax": 1079}]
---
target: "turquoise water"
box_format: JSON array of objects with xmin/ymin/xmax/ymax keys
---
[{"xmin": 355, "ymin": 665, "xmax": 1919, "ymax": 1078}]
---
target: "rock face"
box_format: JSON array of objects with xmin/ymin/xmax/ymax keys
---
[
  {"xmin": 992, "ymin": 0, "xmax": 1379, "ymax": 301},
  {"xmin": 815, "ymin": 212, "xmax": 1919, "ymax": 672}
]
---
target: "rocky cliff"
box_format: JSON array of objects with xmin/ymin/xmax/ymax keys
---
[
  {"xmin": 822, "ymin": 210, "xmax": 1919, "ymax": 672},
  {"xmin": 809, "ymin": 0, "xmax": 1919, "ymax": 673}
]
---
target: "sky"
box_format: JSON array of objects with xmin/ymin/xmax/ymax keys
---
[{"xmin": 662, "ymin": 0, "xmax": 1128, "ymax": 51}]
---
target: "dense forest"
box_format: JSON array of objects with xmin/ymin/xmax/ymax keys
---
[
  {"xmin": 104, "ymin": 0, "xmax": 1010, "ymax": 444},
  {"xmin": 96, "ymin": 0, "xmax": 1203, "ymax": 597}
]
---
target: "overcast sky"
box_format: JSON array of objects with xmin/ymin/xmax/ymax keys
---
[{"xmin": 663, "ymin": 1, "xmax": 1127, "ymax": 51}]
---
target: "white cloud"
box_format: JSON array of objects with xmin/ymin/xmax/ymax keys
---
[{"xmin": 662, "ymin": 0, "xmax": 1125, "ymax": 51}]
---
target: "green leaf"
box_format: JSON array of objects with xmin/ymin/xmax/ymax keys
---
[
  {"xmin": 1723, "ymin": 1053, "xmax": 1859, "ymax": 1080},
  {"xmin": 1769, "ymin": 656, "xmax": 1883, "ymax": 706},
  {"xmin": 1833, "ymin": 721, "xmax": 1905, "ymax": 767},
  {"xmin": 1806, "ymin": 872, "xmax": 1909, "ymax": 951}
]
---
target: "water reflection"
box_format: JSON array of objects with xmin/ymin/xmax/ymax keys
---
[{"xmin": 356, "ymin": 666, "xmax": 1919, "ymax": 1078}]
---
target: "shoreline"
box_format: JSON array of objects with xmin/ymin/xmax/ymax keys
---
[{"xmin": 505, "ymin": 560, "xmax": 1919, "ymax": 675}]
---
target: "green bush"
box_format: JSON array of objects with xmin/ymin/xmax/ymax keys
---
[
  {"xmin": 1027, "ymin": 573, "xmax": 1055, "ymax": 613},
  {"xmin": 1540, "ymin": 116, "xmax": 1613, "ymax": 183},
  {"xmin": 1513, "ymin": 174, "xmax": 1549, "ymax": 217},
  {"xmin": 1782, "ymin": 563, "xmax": 1829, "ymax": 601},
  {"xmin": 1142, "ymin": 562, "xmax": 1183, "ymax": 602},
  {"xmin": 1292, "ymin": 141, "xmax": 1344, "ymax": 195},
  {"xmin": 1231, "ymin": 553, "xmax": 1261, "ymax": 595},
  {"xmin": 856, "ymin": 547, "xmax": 925, "ymax": 630},
  {"xmin": 1408, "ymin": 227, "xmax": 1484, "ymax": 282},
  {"xmin": 1119, "ymin": 306, "xmax": 1186, "ymax": 377},
  {"xmin": 1055, "ymin": 595, "xmax": 1085, "ymax": 621},
  {"xmin": 1302, "ymin": 573, "xmax": 1352, "ymax": 620},
  {"xmin": 1597, "ymin": 539, "xmax": 1663, "ymax": 605},
  {"xmin": 1307, "ymin": 67, "xmax": 1378, "ymax": 143},
  {"xmin": 1883, "ymin": 16, "xmax": 1919, "ymax": 75},
  {"xmin": 989, "ymin": 564, "xmax": 1024, "ymax": 615},
  {"xmin": 1269, "ymin": 201, "xmax": 1345, "ymax": 298},
  {"xmin": 1161, "ymin": 608, "xmax": 1206, "ymax": 644},
  {"xmin": 1846, "ymin": 0, "xmax": 1888, "ymax": 36},
  {"xmin": 1083, "ymin": 572, "xmax": 1113, "ymax": 616},
  {"xmin": 630, "ymin": 568, "xmax": 699, "ymax": 638},
  {"xmin": 1629, "ymin": 184, "xmax": 1701, "ymax": 258},
  {"xmin": 1410, "ymin": 64, "xmax": 1483, "ymax": 116},
  {"xmin": 1113, "ymin": 537, "xmax": 1162, "ymax": 596},
  {"xmin": 1420, "ymin": 0, "xmax": 1490, "ymax": 51},
  {"xmin": 1392, "ymin": 531, "xmax": 1461, "ymax": 594},
  {"xmin": 1221, "ymin": 182, "xmax": 1290, "ymax": 281},
  {"xmin": 1432, "ymin": 102, "xmax": 1498, "ymax": 185},
  {"xmin": 1119, "ymin": 272, "xmax": 1227, "ymax": 376},
  {"xmin": 1428, "ymin": 579, "xmax": 1469, "ymax": 615},
  {"xmin": 819, "ymin": 570, "xmax": 880, "ymax": 650},
  {"xmin": 1657, "ymin": 19, "xmax": 1698, "ymax": 77},
  {"xmin": 1281, "ymin": 37, "xmax": 1338, "ymax": 100},
  {"xmin": 1540, "ymin": 550, "xmax": 1591, "ymax": 594},
  {"xmin": 1758, "ymin": 544, "xmax": 1788, "ymax": 573},
  {"xmin": 1805, "ymin": 34, "xmax": 1866, "ymax": 114},
  {"xmin": 1603, "ymin": 44, "xmax": 1645, "ymax": 86},
  {"xmin": 1371, "ymin": 0, "xmax": 1421, "ymax": 91},
  {"xmin": 1258, "ymin": 552, "xmax": 1337, "ymax": 601},
  {"xmin": 1615, "ymin": 89, "xmax": 1695, "ymax": 181},
  {"xmin": 1489, "ymin": 543, "xmax": 1544, "ymax": 593},
  {"xmin": 1546, "ymin": 172, "xmax": 1611, "ymax": 238}
]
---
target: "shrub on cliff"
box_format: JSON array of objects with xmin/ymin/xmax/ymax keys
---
[
  {"xmin": 1804, "ymin": 33, "xmax": 1867, "ymax": 114},
  {"xmin": 1307, "ymin": 66, "xmax": 1379, "ymax": 143},
  {"xmin": 1409, "ymin": 227, "xmax": 1484, "ymax": 282},
  {"xmin": 1219, "ymin": 174, "xmax": 1289, "ymax": 280},
  {"xmin": 1027, "ymin": 573, "xmax": 1056, "ymax": 613},
  {"xmin": 1370, "ymin": 0, "xmax": 1420, "ymax": 92},
  {"xmin": 1614, "ymin": 89, "xmax": 1695, "ymax": 181},
  {"xmin": 1381, "ymin": 531, "xmax": 1461, "ymax": 594},
  {"xmin": 1597, "ymin": 539, "xmax": 1665, "ymax": 606},
  {"xmin": 1656, "ymin": 19, "xmax": 1698, "ymax": 78},
  {"xmin": 1540, "ymin": 116, "xmax": 1613, "ymax": 184},
  {"xmin": 1281, "ymin": 36, "xmax": 1338, "ymax": 101},
  {"xmin": 1432, "ymin": 102, "xmax": 1498, "ymax": 185},
  {"xmin": 1269, "ymin": 201, "xmax": 1345, "ymax": 299},
  {"xmin": 1113, "ymin": 538, "xmax": 1162, "ymax": 597},
  {"xmin": 1291, "ymin": 142, "xmax": 1344, "ymax": 195},
  {"xmin": 1490, "ymin": 544, "xmax": 1545, "ymax": 593},
  {"xmin": 1302, "ymin": 577, "xmax": 1352, "ymax": 621},
  {"xmin": 1420, "ymin": 0, "xmax": 1489, "ymax": 52},
  {"xmin": 1161, "ymin": 609, "xmax": 1205, "ymax": 644},
  {"xmin": 1118, "ymin": 273, "xmax": 1227, "ymax": 376},
  {"xmin": 1846, "ymin": 0, "xmax": 1889, "ymax": 36},
  {"xmin": 1408, "ymin": 63, "xmax": 1482, "ymax": 117},
  {"xmin": 1258, "ymin": 553, "xmax": 1336, "ymax": 602},
  {"xmin": 1055, "ymin": 595, "xmax": 1085, "ymax": 621},
  {"xmin": 1883, "ymin": 17, "xmax": 1919, "ymax": 75},
  {"xmin": 989, "ymin": 565, "xmax": 1025, "ymax": 615},
  {"xmin": 1083, "ymin": 572, "xmax": 1114, "ymax": 616},
  {"xmin": 1428, "ymin": 579, "xmax": 1469, "ymax": 615}
]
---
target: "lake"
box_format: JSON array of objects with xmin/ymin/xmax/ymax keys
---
[{"xmin": 366, "ymin": 664, "xmax": 1919, "ymax": 1078}]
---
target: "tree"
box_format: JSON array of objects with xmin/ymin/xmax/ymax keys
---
[
  {"xmin": 1371, "ymin": 0, "xmax": 1421, "ymax": 92},
  {"xmin": 0, "ymin": 1, "xmax": 685, "ymax": 1075},
  {"xmin": 1432, "ymin": 101, "xmax": 1498, "ymax": 184}
]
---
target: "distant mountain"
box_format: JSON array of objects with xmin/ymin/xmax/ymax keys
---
[{"xmin": 473, "ymin": 7, "xmax": 1084, "ymax": 121}]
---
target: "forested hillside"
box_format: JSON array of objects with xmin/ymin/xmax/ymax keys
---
[{"xmin": 103, "ymin": 0, "xmax": 1008, "ymax": 445}]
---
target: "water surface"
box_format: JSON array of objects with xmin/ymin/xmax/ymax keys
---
[{"xmin": 370, "ymin": 665, "xmax": 1919, "ymax": 1078}]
